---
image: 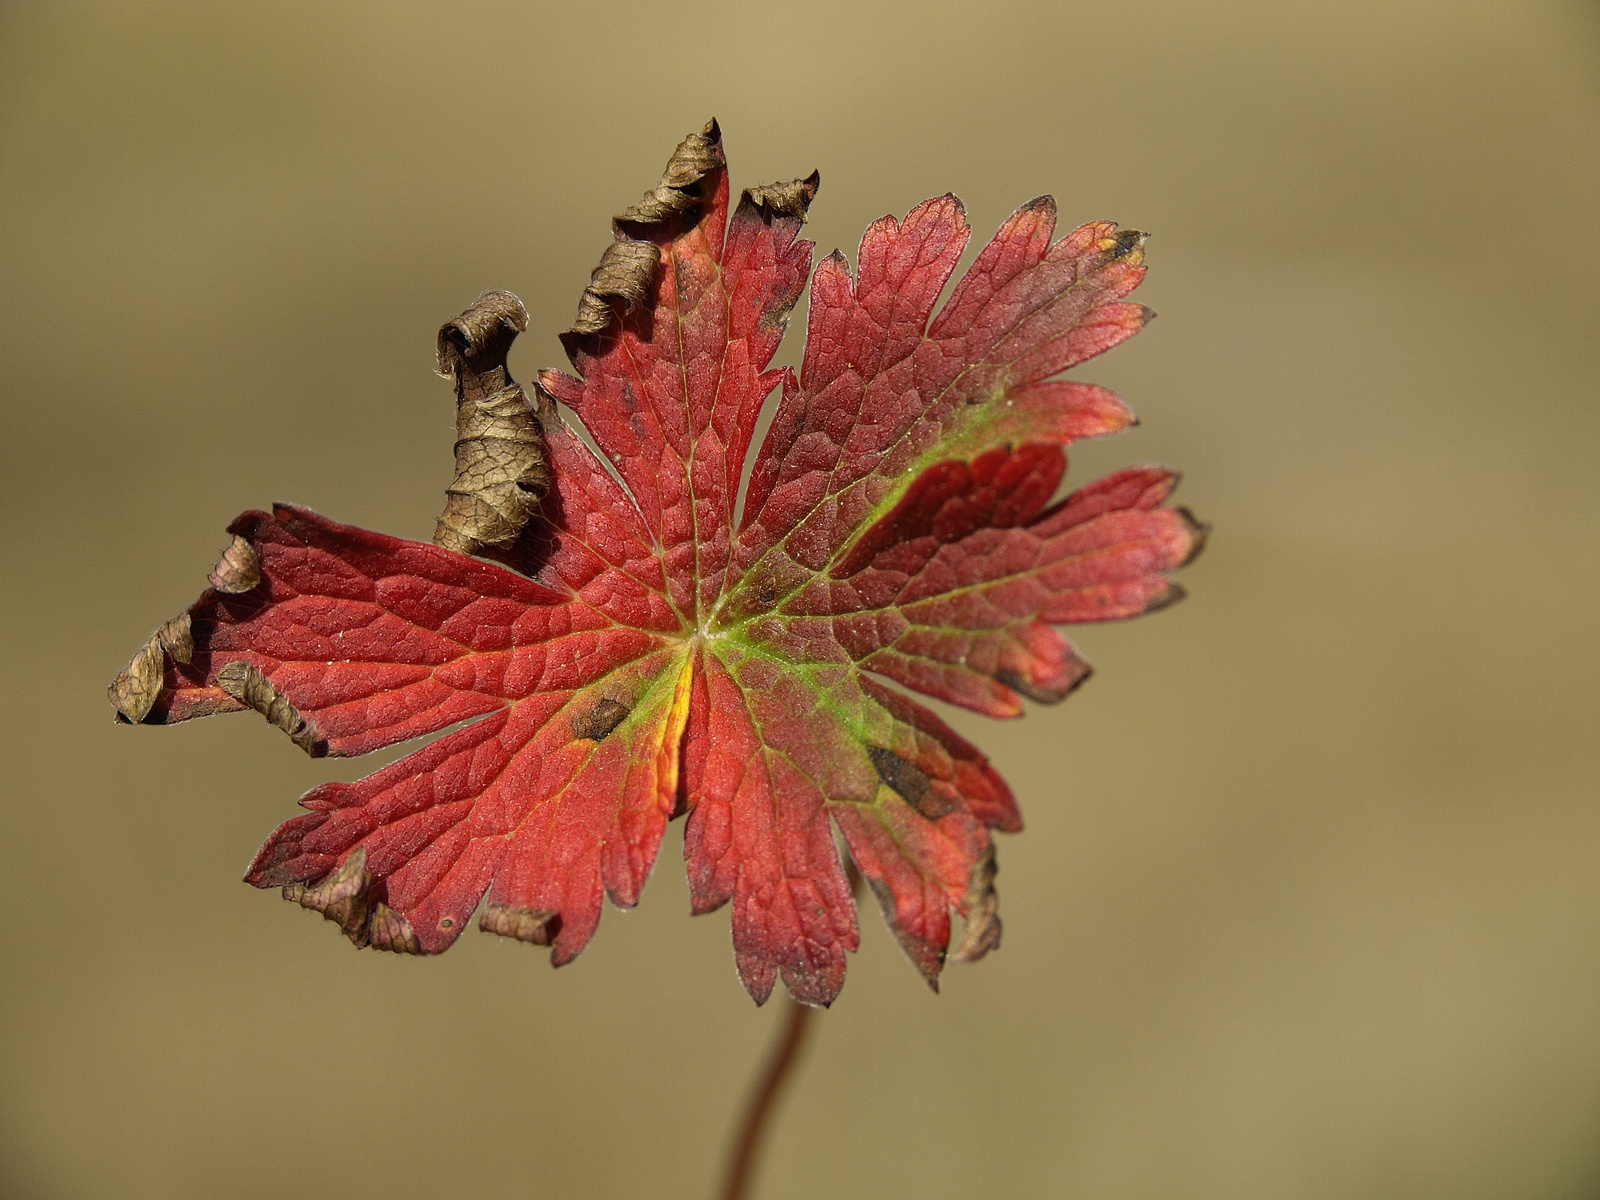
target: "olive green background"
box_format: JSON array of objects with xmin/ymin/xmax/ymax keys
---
[{"xmin": 3, "ymin": 3, "xmax": 1598, "ymax": 1197}]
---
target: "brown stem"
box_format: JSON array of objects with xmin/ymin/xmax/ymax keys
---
[
  {"xmin": 717, "ymin": 864, "xmax": 860, "ymax": 1200},
  {"xmin": 717, "ymin": 997, "xmax": 816, "ymax": 1200}
]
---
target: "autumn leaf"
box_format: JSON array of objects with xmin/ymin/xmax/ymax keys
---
[{"xmin": 109, "ymin": 120, "xmax": 1205, "ymax": 1006}]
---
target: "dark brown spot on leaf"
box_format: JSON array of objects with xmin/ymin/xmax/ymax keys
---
[
  {"xmin": 1177, "ymin": 507, "xmax": 1211, "ymax": 566},
  {"xmin": 1140, "ymin": 582, "xmax": 1188, "ymax": 615},
  {"xmin": 868, "ymin": 747, "xmax": 931, "ymax": 808},
  {"xmin": 996, "ymin": 666, "xmax": 1092, "ymax": 705},
  {"xmin": 571, "ymin": 697, "xmax": 629, "ymax": 742},
  {"xmin": 1111, "ymin": 228, "xmax": 1147, "ymax": 258}
]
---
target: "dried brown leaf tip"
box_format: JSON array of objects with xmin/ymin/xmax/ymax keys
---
[
  {"xmin": 566, "ymin": 119, "xmax": 727, "ymax": 338},
  {"xmin": 479, "ymin": 902, "xmax": 561, "ymax": 945},
  {"xmin": 108, "ymin": 612, "xmax": 193, "ymax": 724},
  {"xmin": 282, "ymin": 846, "xmax": 422, "ymax": 954},
  {"xmin": 565, "ymin": 121, "xmax": 817, "ymax": 343},
  {"xmin": 207, "ymin": 535, "xmax": 261, "ymax": 593},
  {"xmin": 433, "ymin": 290, "xmax": 549, "ymax": 558},
  {"xmin": 951, "ymin": 844, "xmax": 1002, "ymax": 963},
  {"xmin": 215, "ymin": 660, "xmax": 323, "ymax": 757},
  {"xmin": 568, "ymin": 240, "xmax": 659, "ymax": 339},
  {"xmin": 741, "ymin": 170, "xmax": 820, "ymax": 220},
  {"xmin": 615, "ymin": 118, "xmax": 723, "ymax": 227},
  {"xmin": 109, "ymin": 529, "xmax": 268, "ymax": 723}
]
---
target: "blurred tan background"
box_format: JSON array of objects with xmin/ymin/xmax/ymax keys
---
[{"xmin": 3, "ymin": 2, "xmax": 1599, "ymax": 1197}]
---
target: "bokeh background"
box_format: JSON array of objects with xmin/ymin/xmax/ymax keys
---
[{"xmin": 3, "ymin": 2, "xmax": 1599, "ymax": 1197}]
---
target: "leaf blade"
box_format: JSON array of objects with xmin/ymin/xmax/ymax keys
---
[{"xmin": 111, "ymin": 125, "xmax": 1205, "ymax": 1005}]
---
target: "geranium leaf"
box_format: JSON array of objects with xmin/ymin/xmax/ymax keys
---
[{"xmin": 110, "ymin": 121, "xmax": 1205, "ymax": 1006}]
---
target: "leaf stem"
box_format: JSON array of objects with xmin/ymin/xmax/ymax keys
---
[{"xmin": 716, "ymin": 997, "xmax": 816, "ymax": 1200}]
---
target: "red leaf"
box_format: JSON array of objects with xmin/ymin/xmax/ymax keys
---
[{"xmin": 111, "ymin": 122, "xmax": 1204, "ymax": 1006}]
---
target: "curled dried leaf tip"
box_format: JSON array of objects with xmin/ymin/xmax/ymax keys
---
[
  {"xmin": 215, "ymin": 660, "xmax": 323, "ymax": 757},
  {"xmin": 433, "ymin": 290, "xmax": 549, "ymax": 557},
  {"xmin": 615, "ymin": 118, "xmax": 724, "ymax": 228},
  {"xmin": 569, "ymin": 241, "xmax": 660, "ymax": 338},
  {"xmin": 282, "ymin": 847, "xmax": 422, "ymax": 954},
  {"xmin": 566, "ymin": 120, "xmax": 726, "ymax": 339},
  {"xmin": 108, "ymin": 612, "xmax": 194, "ymax": 724},
  {"xmin": 951, "ymin": 844, "xmax": 1002, "ymax": 963},
  {"xmin": 479, "ymin": 902, "xmax": 561, "ymax": 946},
  {"xmin": 566, "ymin": 122, "xmax": 821, "ymax": 341},
  {"xmin": 207, "ymin": 535, "xmax": 261, "ymax": 593},
  {"xmin": 741, "ymin": 169, "xmax": 820, "ymax": 220}
]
